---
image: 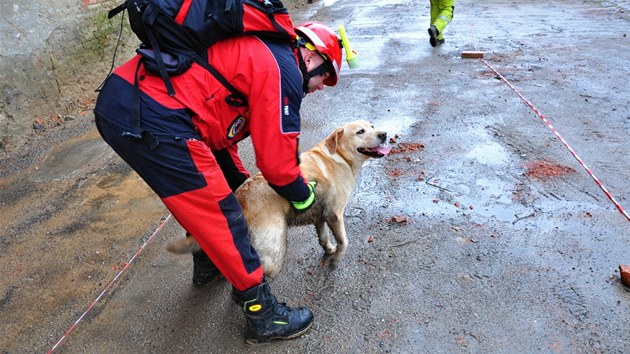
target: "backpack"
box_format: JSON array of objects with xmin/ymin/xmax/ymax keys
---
[
  {"xmin": 108, "ymin": 0, "xmax": 297, "ymax": 102},
  {"xmin": 105, "ymin": 0, "xmax": 297, "ymax": 149}
]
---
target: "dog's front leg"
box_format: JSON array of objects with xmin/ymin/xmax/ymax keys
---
[
  {"xmin": 326, "ymin": 212, "xmax": 348, "ymax": 266},
  {"xmin": 316, "ymin": 220, "xmax": 336, "ymax": 254}
]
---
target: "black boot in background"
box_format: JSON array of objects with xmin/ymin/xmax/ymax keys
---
[
  {"xmin": 428, "ymin": 24, "xmax": 439, "ymax": 47},
  {"xmin": 187, "ymin": 233, "xmax": 222, "ymax": 286},
  {"xmin": 233, "ymin": 281, "xmax": 314, "ymax": 344},
  {"xmin": 191, "ymin": 250, "xmax": 222, "ymax": 286}
]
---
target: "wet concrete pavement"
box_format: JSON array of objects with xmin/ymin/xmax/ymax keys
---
[{"xmin": 2, "ymin": 0, "xmax": 629, "ymax": 353}]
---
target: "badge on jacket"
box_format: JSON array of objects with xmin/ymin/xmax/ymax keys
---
[{"xmin": 227, "ymin": 115, "xmax": 246, "ymax": 139}]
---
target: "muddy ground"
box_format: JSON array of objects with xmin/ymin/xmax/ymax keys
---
[{"xmin": 1, "ymin": 0, "xmax": 629, "ymax": 353}]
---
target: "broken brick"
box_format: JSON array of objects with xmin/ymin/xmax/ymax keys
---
[{"xmin": 620, "ymin": 264, "xmax": 630, "ymax": 287}]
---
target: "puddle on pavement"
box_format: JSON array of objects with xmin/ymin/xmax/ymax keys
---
[
  {"xmin": 351, "ymin": 37, "xmax": 387, "ymax": 71},
  {"xmin": 377, "ymin": 115, "xmax": 417, "ymax": 139},
  {"xmin": 475, "ymin": 178, "xmax": 512, "ymax": 204},
  {"xmin": 320, "ymin": 0, "xmax": 403, "ymax": 8},
  {"xmin": 377, "ymin": 123, "xmax": 561, "ymax": 226},
  {"xmin": 466, "ymin": 140, "xmax": 509, "ymax": 165},
  {"xmin": 387, "ymin": 176, "xmax": 516, "ymax": 222},
  {"xmin": 386, "ymin": 173, "xmax": 569, "ymax": 232}
]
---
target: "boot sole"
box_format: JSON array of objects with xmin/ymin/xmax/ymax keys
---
[{"xmin": 244, "ymin": 320, "xmax": 313, "ymax": 345}]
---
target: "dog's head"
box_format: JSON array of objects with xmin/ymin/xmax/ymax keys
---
[{"xmin": 325, "ymin": 120, "xmax": 389, "ymax": 163}]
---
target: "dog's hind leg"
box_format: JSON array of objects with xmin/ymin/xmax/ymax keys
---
[
  {"xmin": 249, "ymin": 219, "xmax": 288, "ymax": 278},
  {"xmin": 166, "ymin": 236, "xmax": 201, "ymax": 254}
]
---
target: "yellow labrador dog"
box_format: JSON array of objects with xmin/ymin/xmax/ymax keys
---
[{"xmin": 167, "ymin": 120, "xmax": 389, "ymax": 277}]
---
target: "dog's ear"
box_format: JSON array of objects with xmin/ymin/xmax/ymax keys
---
[{"xmin": 325, "ymin": 128, "xmax": 344, "ymax": 154}]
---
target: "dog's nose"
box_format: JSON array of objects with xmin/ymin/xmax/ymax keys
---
[{"xmin": 378, "ymin": 132, "xmax": 387, "ymax": 142}]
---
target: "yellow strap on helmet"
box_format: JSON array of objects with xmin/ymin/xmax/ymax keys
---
[{"xmin": 297, "ymin": 35, "xmax": 329, "ymax": 61}]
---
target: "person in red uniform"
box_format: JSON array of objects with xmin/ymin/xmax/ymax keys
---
[{"xmin": 94, "ymin": 21, "xmax": 343, "ymax": 344}]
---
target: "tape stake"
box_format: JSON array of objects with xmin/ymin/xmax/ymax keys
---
[{"xmin": 461, "ymin": 51, "xmax": 484, "ymax": 59}]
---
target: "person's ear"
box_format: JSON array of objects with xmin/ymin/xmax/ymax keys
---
[{"xmin": 304, "ymin": 50, "xmax": 313, "ymax": 64}]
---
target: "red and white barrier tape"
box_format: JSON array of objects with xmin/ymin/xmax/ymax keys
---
[
  {"xmin": 479, "ymin": 58, "xmax": 630, "ymax": 222},
  {"xmin": 48, "ymin": 214, "xmax": 172, "ymax": 353}
]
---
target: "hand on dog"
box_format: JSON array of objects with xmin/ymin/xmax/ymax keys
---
[{"xmin": 290, "ymin": 181, "xmax": 317, "ymax": 213}]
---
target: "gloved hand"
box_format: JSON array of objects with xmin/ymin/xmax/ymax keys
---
[{"xmin": 290, "ymin": 181, "xmax": 317, "ymax": 213}]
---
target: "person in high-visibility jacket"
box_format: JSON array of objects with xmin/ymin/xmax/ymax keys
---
[{"xmin": 428, "ymin": 0, "xmax": 455, "ymax": 47}]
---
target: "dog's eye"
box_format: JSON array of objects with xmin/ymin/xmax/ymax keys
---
[{"xmin": 357, "ymin": 129, "xmax": 365, "ymax": 135}]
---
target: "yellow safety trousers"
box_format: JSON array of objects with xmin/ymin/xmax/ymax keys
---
[{"xmin": 430, "ymin": 0, "xmax": 455, "ymax": 40}]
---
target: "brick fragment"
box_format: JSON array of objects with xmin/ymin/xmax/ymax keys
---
[
  {"xmin": 461, "ymin": 51, "xmax": 484, "ymax": 59},
  {"xmin": 620, "ymin": 264, "xmax": 630, "ymax": 287}
]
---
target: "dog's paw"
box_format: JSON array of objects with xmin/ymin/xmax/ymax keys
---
[
  {"xmin": 321, "ymin": 252, "xmax": 342, "ymax": 270},
  {"xmin": 329, "ymin": 256, "xmax": 342, "ymax": 269},
  {"xmin": 323, "ymin": 243, "xmax": 337, "ymax": 255}
]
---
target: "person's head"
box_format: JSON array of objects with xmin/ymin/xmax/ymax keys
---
[{"xmin": 294, "ymin": 21, "xmax": 343, "ymax": 94}]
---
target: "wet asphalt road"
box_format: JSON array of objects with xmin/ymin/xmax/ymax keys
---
[{"xmin": 5, "ymin": 0, "xmax": 630, "ymax": 353}]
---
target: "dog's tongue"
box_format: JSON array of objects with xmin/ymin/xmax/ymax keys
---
[{"xmin": 377, "ymin": 146, "xmax": 391, "ymax": 156}]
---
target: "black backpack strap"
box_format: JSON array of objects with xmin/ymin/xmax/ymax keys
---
[
  {"xmin": 142, "ymin": 4, "xmax": 176, "ymax": 96},
  {"xmin": 108, "ymin": 1, "xmax": 127, "ymax": 19},
  {"xmin": 259, "ymin": 0, "xmax": 290, "ymax": 36},
  {"xmin": 121, "ymin": 57, "xmax": 160, "ymax": 150},
  {"xmin": 194, "ymin": 58, "xmax": 248, "ymax": 107}
]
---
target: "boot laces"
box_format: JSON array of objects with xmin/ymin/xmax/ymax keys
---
[{"xmin": 274, "ymin": 302, "xmax": 291, "ymax": 319}]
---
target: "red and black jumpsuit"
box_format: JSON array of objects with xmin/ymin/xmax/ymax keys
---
[{"xmin": 94, "ymin": 35, "xmax": 310, "ymax": 291}]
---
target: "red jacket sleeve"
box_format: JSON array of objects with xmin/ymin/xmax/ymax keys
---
[
  {"xmin": 202, "ymin": 36, "xmax": 310, "ymax": 202},
  {"xmin": 244, "ymin": 37, "xmax": 310, "ymax": 202}
]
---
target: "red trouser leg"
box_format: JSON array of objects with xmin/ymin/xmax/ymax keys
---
[{"xmin": 162, "ymin": 139, "xmax": 263, "ymax": 291}]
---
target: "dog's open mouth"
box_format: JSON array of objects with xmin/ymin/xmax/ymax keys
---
[{"xmin": 358, "ymin": 146, "xmax": 390, "ymax": 158}]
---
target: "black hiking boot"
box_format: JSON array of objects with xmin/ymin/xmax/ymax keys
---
[
  {"xmin": 233, "ymin": 281, "xmax": 314, "ymax": 344},
  {"xmin": 191, "ymin": 249, "xmax": 222, "ymax": 286},
  {"xmin": 428, "ymin": 25, "xmax": 439, "ymax": 47}
]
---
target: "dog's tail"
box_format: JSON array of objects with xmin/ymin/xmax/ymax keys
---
[{"xmin": 166, "ymin": 237, "xmax": 202, "ymax": 254}]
